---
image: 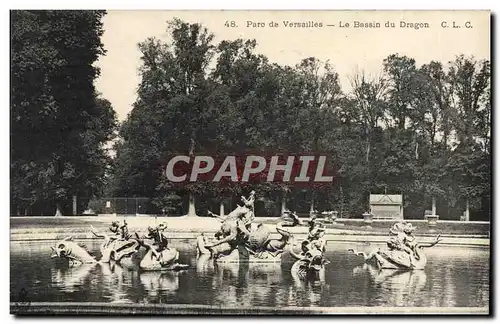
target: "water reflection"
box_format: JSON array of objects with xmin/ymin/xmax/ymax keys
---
[
  {"xmin": 202, "ymin": 260, "xmax": 287, "ymax": 307},
  {"xmin": 12, "ymin": 241, "xmax": 489, "ymax": 308},
  {"xmin": 103, "ymin": 261, "xmax": 185, "ymax": 303},
  {"xmin": 284, "ymin": 262, "xmax": 328, "ymax": 307},
  {"xmin": 246, "ymin": 263, "xmax": 283, "ymax": 304},
  {"xmin": 50, "ymin": 263, "xmax": 96, "ymax": 292},
  {"xmin": 425, "ymin": 250, "xmax": 490, "ymax": 307},
  {"xmin": 196, "ymin": 254, "xmax": 214, "ymax": 274},
  {"xmin": 352, "ymin": 264, "xmax": 427, "ymax": 306},
  {"xmin": 140, "ymin": 271, "xmax": 181, "ymax": 296},
  {"xmin": 100, "ymin": 262, "xmax": 139, "ymax": 303}
]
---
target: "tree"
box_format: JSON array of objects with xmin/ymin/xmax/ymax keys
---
[
  {"xmin": 113, "ymin": 19, "xmax": 216, "ymax": 217},
  {"xmin": 11, "ymin": 10, "xmax": 115, "ymax": 216},
  {"xmin": 447, "ymin": 55, "xmax": 490, "ymax": 147},
  {"xmin": 383, "ymin": 54, "xmax": 420, "ymax": 130},
  {"xmin": 348, "ymin": 70, "xmax": 388, "ymax": 163},
  {"xmin": 443, "ymin": 55, "xmax": 491, "ymax": 219},
  {"xmin": 109, "ymin": 21, "xmax": 491, "ymax": 222}
]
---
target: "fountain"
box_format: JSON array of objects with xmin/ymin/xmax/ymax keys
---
[
  {"xmin": 196, "ymin": 191, "xmax": 302, "ymax": 263},
  {"xmin": 196, "ymin": 191, "xmax": 330, "ymax": 281}
]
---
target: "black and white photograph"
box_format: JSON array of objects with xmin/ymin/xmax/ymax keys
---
[{"xmin": 10, "ymin": 10, "xmax": 491, "ymax": 315}]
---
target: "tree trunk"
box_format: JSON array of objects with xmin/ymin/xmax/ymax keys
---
[
  {"xmin": 219, "ymin": 200, "xmax": 225, "ymax": 217},
  {"xmin": 55, "ymin": 203, "xmax": 63, "ymax": 217},
  {"xmin": 185, "ymin": 130, "xmax": 199, "ymax": 217},
  {"xmin": 185, "ymin": 115, "xmax": 201, "ymax": 217},
  {"xmin": 365, "ymin": 139, "xmax": 370, "ymax": 163},
  {"xmin": 465, "ymin": 198, "xmax": 470, "ymax": 221},
  {"xmin": 432, "ymin": 197, "xmax": 436, "ymax": 215},
  {"xmin": 340, "ymin": 186, "xmax": 344, "ymax": 218},
  {"xmin": 186, "ymin": 193, "xmax": 197, "ymax": 217},
  {"xmin": 72, "ymin": 195, "xmax": 77, "ymax": 216},
  {"xmin": 431, "ymin": 117, "xmax": 437, "ymax": 151},
  {"xmin": 365, "ymin": 125, "xmax": 371, "ymax": 163},
  {"xmin": 281, "ymin": 191, "xmax": 287, "ymax": 215}
]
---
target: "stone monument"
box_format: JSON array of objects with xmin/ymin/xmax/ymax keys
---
[{"xmin": 369, "ymin": 194, "xmax": 403, "ymax": 220}]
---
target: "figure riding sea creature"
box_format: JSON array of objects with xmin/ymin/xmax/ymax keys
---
[
  {"xmin": 289, "ymin": 236, "xmax": 329, "ymax": 281},
  {"xmin": 304, "ymin": 210, "xmax": 327, "ymax": 253},
  {"xmin": 348, "ymin": 221, "xmax": 442, "ymax": 270},
  {"xmin": 89, "ymin": 220, "xmax": 139, "ymax": 263},
  {"xmin": 135, "ymin": 223, "xmax": 189, "ymax": 271},
  {"xmin": 197, "ymin": 197, "xmax": 302, "ymax": 263},
  {"xmin": 285, "ymin": 209, "xmax": 329, "ymax": 281},
  {"xmin": 254, "ymin": 214, "xmax": 300, "ymax": 259}
]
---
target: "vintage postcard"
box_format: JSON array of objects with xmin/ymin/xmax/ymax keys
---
[{"xmin": 10, "ymin": 10, "xmax": 491, "ymax": 315}]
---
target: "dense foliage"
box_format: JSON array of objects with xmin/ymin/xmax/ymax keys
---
[
  {"xmin": 109, "ymin": 19, "xmax": 490, "ymax": 220},
  {"xmin": 11, "ymin": 10, "xmax": 117, "ymax": 215},
  {"xmin": 11, "ymin": 15, "xmax": 490, "ymax": 220}
]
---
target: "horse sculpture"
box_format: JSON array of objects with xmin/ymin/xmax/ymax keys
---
[{"xmin": 348, "ymin": 221, "xmax": 442, "ymax": 270}]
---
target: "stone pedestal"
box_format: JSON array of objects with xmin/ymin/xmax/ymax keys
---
[
  {"xmin": 425, "ymin": 214, "xmax": 439, "ymax": 233},
  {"xmin": 362, "ymin": 212, "xmax": 373, "ymax": 228},
  {"xmin": 323, "ymin": 211, "xmax": 338, "ymax": 224}
]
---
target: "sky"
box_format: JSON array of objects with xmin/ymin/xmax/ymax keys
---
[{"xmin": 94, "ymin": 10, "xmax": 490, "ymax": 121}]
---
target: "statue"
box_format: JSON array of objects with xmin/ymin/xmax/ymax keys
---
[
  {"xmin": 257, "ymin": 209, "xmax": 302, "ymax": 256},
  {"xmin": 50, "ymin": 236, "xmax": 98, "ymax": 266},
  {"xmin": 348, "ymin": 221, "xmax": 442, "ymax": 270},
  {"xmin": 197, "ymin": 192, "xmax": 300, "ymax": 263},
  {"xmin": 207, "ymin": 190, "xmax": 255, "ymax": 225},
  {"xmin": 89, "ymin": 220, "xmax": 139, "ymax": 263},
  {"xmin": 305, "ymin": 211, "xmax": 327, "ymax": 252},
  {"xmin": 51, "ymin": 220, "xmax": 141, "ymax": 266},
  {"xmin": 288, "ymin": 212, "xmax": 329, "ymax": 281},
  {"xmin": 144, "ymin": 223, "xmax": 169, "ymax": 253},
  {"xmin": 134, "ymin": 223, "xmax": 189, "ymax": 271}
]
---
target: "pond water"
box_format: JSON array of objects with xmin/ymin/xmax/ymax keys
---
[{"xmin": 10, "ymin": 240, "xmax": 489, "ymax": 308}]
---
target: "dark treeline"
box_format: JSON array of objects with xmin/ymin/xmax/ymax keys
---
[
  {"xmin": 10, "ymin": 14, "xmax": 491, "ymax": 220},
  {"xmin": 109, "ymin": 19, "xmax": 491, "ymax": 220},
  {"xmin": 11, "ymin": 10, "xmax": 118, "ymax": 216}
]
